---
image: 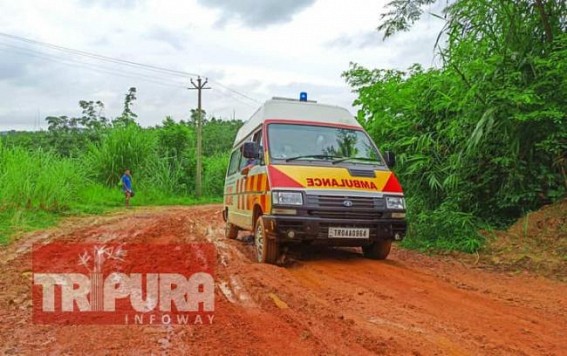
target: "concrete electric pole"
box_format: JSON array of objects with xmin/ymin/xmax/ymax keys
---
[{"xmin": 188, "ymin": 76, "xmax": 210, "ymax": 198}]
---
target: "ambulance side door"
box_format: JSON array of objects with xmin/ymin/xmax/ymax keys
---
[
  {"xmin": 225, "ymin": 148, "xmax": 243, "ymax": 228},
  {"xmin": 230, "ymin": 140, "xmax": 256, "ymax": 229}
]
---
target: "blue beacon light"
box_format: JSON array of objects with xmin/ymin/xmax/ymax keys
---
[{"xmin": 299, "ymin": 92, "xmax": 308, "ymax": 101}]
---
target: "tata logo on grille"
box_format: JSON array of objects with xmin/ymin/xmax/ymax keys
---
[{"xmin": 343, "ymin": 200, "xmax": 353, "ymax": 207}]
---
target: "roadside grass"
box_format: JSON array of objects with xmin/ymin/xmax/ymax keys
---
[
  {"xmin": 0, "ymin": 142, "xmax": 222, "ymax": 244},
  {"xmin": 0, "ymin": 209, "xmax": 60, "ymax": 245},
  {"xmin": 0, "ymin": 186, "xmax": 222, "ymax": 245},
  {"xmin": 398, "ymin": 202, "xmax": 486, "ymax": 254}
]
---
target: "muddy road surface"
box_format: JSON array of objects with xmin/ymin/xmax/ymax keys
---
[{"xmin": 1, "ymin": 205, "xmax": 566, "ymax": 355}]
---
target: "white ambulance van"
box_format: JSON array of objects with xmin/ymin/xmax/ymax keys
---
[{"xmin": 223, "ymin": 95, "xmax": 407, "ymax": 264}]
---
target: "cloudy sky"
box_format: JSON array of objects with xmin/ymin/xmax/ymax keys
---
[{"xmin": 0, "ymin": 0, "xmax": 444, "ymax": 131}]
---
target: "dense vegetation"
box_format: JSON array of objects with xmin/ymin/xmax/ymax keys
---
[
  {"xmin": 0, "ymin": 88, "xmax": 242, "ymax": 242},
  {"xmin": 345, "ymin": 0, "xmax": 566, "ymax": 252}
]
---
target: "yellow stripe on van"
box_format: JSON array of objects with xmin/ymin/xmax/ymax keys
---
[{"xmin": 271, "ymin": 165, "xmax": 391, "ymax": 191}]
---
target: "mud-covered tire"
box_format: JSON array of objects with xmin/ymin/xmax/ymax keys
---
[
  {"xmin": 362, "ymin": 240, "xmax": 392, "ymax": 260},
  {"xmin": 225, "ymin": 222, "xmax": 239, "ymax": 240},
  {"xmin": 254, "ymin": 216, "xmax": 279, "ymax": 264}
]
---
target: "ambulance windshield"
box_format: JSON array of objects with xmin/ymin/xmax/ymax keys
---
[{"xmin": 267, "ymin": 123, "xmax": 383, "ymax": 165}]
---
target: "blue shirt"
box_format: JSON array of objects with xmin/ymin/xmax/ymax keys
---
[{"xmin": 121, "ymin": 174, "xmax": 132, "ymax": 191}]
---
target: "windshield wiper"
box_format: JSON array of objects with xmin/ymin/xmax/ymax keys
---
[
  {"xmin": 332, "ymin": 157, "xmax": 381, "ymax": 164},
  {"xmin": 285, "ymin": 154, "xmax": 342, "ymax": 162}
]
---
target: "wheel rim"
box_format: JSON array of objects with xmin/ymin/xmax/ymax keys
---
[{"xmin": 255, "ymin": 224, "xmax": 264, "ymax": 262}]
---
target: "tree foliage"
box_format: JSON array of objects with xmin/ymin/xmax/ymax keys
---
[
  {"xmin": 113, "ymin": 87, "xmax": 138, "ymax": 127},
  {"xmin": 346, "ymin": 0, "xmax": 567, "ymax": 252},
  {"xmin": 378, "ymin": 0, "xmax": 437, "ymax": 39},
  {"xmin": 1, "ymin": 88, "xmax": 244, "ymax": 199}
]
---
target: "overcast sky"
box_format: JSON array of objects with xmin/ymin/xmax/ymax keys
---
[{"xmin": 0, "ymin": 0, "xmax": 444, "ymax": 131}]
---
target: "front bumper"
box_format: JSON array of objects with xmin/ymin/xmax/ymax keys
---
[{"xmin": 262, "ymin": 214, "xmax": 407, "ymax": 246}]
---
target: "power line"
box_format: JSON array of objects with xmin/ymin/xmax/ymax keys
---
[
  {"xmin": 0, "ymin": 32, "xmax": 262, "ymax": 105},
  {"xmin": 209, "ymin": 80, "xmax": 261, "ymax": 104},
  {"xmin": 0, "ymin": 41, "xmax": 261, "ymax": 109},
  {"xmin": 0, "ymin": 43, "xmax": 187, "ymax": 89},
  {"xmin": 0, "ymin": 32, "xmax": 200, "ymax": 79},
  {"xmin": 210, "ymin": 87, "xmax": 257, "ymax": 109}
]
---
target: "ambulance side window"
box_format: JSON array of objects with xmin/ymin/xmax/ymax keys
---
[
  {"xmin": 227, "ymin": 149, "xmax": 241, "ymax": 176},
  {"xmin": 239, "ymin": 146, "xmax": 250, "ymax": 170}
]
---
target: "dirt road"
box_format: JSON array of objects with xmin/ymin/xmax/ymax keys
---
[{"xmin": 1, "ymin": 205, "xmax": 566, "ymax": 355}]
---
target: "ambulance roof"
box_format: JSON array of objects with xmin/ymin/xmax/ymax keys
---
[{"xmin": 234, "ymin": 98, "xmax": 360, "ymax": 145}]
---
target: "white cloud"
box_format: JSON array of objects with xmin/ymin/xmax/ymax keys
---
[
  {"xmin": 196, "ymin": 0, "xmax": 316, "ymax": 28},
  {"xmin": 0, "ymin": 0, "xmax": 444, "ymax": 131}
]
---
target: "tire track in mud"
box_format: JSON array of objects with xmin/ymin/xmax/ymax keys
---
[{"xmin": 1, "ymin": 205, "xmax": 566, "ymax": 355}]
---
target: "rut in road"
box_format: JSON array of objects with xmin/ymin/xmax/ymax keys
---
[{"xmin": 0, "ymin": 205, "xmax": 566, "ymax": 355}]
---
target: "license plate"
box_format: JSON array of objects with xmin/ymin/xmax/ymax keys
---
[{"xmin": 328, "ymin": 227, "xmax": 369, "ymax": 239}]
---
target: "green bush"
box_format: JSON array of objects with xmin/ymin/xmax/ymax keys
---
[
  {"xmin": 0, "ymin": 143, "xmax": 85, "ymax": 211},
  {"xmin": 203, "ymin": 154, "xmax": 228, "ymax": 197},
  {"xmin": 344, "ymin": 2, "xmax": 567, "ymax": 253},
  {"xmin": 84, "ymin": 125, "xmax": 157, "ymax": 187}
]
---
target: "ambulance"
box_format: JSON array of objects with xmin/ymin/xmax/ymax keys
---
[{"xmin": 223, "ymin": 94, "xmax": 407, "ymax": 264}]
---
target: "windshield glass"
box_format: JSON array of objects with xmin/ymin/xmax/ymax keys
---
[{"xmin": 267, "ymin": 123, "xmax": 382, "ymax": 164}]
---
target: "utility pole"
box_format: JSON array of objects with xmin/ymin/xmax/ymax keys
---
[{"xmin": 188, "ymin": 76, "xmax": 210, "ymax": 198}]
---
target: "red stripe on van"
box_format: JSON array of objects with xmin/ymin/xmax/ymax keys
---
[
  {"xmin": 259, "ymin": 175, "xmax": 263, "ymax": 191},
  {"xmin": 382, "ymin": 173, "xmax": 403, "ymax": 193},
  {"xmin": 260, "ymin": 194, "xmax": 266, "ymax": 212},
  {"xmin": 267, "ymin": 166, "xmax": 303, "ymax": 188},
  {"xmin": 264, "ymin": 119, "xmax": 360, "ymax": 130},
  {"xmin": 249, "ymin": 175, "xmax": 255, "ymax": 192}
]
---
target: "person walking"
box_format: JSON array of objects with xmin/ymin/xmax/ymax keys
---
[{"xmin": 121, "ymin": 169, "xmax": 134, "ymax": 208}]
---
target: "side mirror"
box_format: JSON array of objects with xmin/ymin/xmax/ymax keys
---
[
  {"xmin": 242, "ymin": 142, "xmax": 259, "ymax": 159},
  {"xmin": 384, "ymin": 151, "xmax": 396, "ymax": 168}
]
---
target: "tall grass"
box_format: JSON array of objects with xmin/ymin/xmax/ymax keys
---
[
  {"xmin": 203, "ymin": 154, "xmax": 229, "ymax": 197},
  {"xmin": 84, "ymin": 125, "xmax": 156, "ymax": 187},
  {"xmin": 0, "ymin": 143, "xmax": 84, "ymax": 211},
  {"xmin": 0, "ymin": 132, "xmax": 227, "ymax": 244}
]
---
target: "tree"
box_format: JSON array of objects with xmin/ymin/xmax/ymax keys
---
[
  {"xmin": 79, "ymin": 100, "xmax": 109, "ymax": 130},
  {"xmin": 378, "ymin": 0, "xmax": 437, "ymax": 39},
  {"xmin": 113, "ymin": 87, "xmax": 138, "ymax": 127},
  {"xmin": 342, "ymin": 0, "xmax": 567, "ymax": 252}
]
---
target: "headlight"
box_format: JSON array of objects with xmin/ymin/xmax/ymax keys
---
[
  {"xmin": 386, "ymin": 196, "xmax": 405, "ymax": 210},
  {"xmin": 272, "ymin": 191, "xmax": 303, "ymax": 206}
]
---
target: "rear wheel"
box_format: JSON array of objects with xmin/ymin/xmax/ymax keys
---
[
  {"xmin": 254, "ymin": 216, "xmax": 279, "ymax": 264},
  {"xmin": 362, "ymin": 240, "xmax": 392, "ymax": 260},
  {"xmin": 225, "ymin": 222, "xmax": 239, "ymax": 240}
]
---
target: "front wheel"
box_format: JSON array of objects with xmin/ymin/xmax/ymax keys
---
[
  {"xmin": 362, "ymin": 240, "xmax": 392, "ymax": 260},
  {"xmin": 254, "ymin": 217, "xmax": 279, "ymax": 264}
]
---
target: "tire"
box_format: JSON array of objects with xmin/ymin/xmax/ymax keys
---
[
  {"xmin": 225, "ymin": 222, "xmax": 239, "ymax": 240},
  {"xmin": 362, "ymin": 240, "xmax": 392, "ymax": 260},
  {"xmin": 254, "ymin": 216, "xmax": 279, "ymax": 264}
]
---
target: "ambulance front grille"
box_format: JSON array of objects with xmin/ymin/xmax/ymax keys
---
[
  {"xmin": 306, "ymin": 195, "xmax": 385, "ymax": 209},
  {"xmin": 306, "ymin": 194, "xmax": 385, "ymax": 221},
  {"xmin": 309, "ymin": 210, "xmax": 383, "ymax": 220}
]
